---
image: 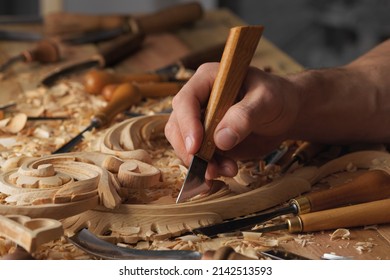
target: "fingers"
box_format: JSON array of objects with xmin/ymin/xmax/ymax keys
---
[
  {"xmin": 165, "ymin": 63, "xmax": 220, "ymax": 165},
  {"xmin": 214, "ymin": 68, "xmax": 297, "ymax": 151}
]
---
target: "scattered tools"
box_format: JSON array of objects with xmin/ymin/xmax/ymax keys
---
[
  {"xmin": 281, "ymin": 141, "xmax": 328, "ymax": 173},
  {"xmin": 53, "ymin": 81, "xmax": 182, "ymax": 154},
  {"xmin": 0, "ymin": 40, "xmax": 60, "ymax": 73},
  {"xmin": 83, "ymin": 42, "xmax": 225, "ymax": 96},
  {"xmin": 68, "ymin": 228, "xmax": 253, "ymax": 260},
  {"xmin": 253, "ymin": 198, "xmax": 390, "ymax": 234},
  {"xmin": 45, "ymin": 2, "xmax": 203, "ymax": 40},
  {"xmin": 176, "ymin": 25, "xmax": 264, "ymax": 203},
  {"xmin": 193, "ymin": 169, "xmax": 390, "ymax": 237},
  {"xmin": 40, "ymin": 32, "xmax": 145, "ymax": 87}
]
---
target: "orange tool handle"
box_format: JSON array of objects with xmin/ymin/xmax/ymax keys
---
[{"xmin": 197, "ymin": 26, "xmax": 263, "ymax": 161}]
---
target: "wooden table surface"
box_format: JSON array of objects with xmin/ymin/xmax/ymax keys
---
[{"xmin": 0, "ymin": 9, "xmax": 389, "ymax": 260}]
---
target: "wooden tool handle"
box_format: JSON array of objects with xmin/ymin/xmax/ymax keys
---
[
  {"xmin": 22, "ymin": 40, "xmax": 61, "ymax": 63},
  {"xmin": 297, "ymin": 198, "xmax": 390, "ymax": 232},
  {"xmin": 98, "ymin": 32, "xmax": 145, "ymax": 67},
  {"xmin": 197, "ymin": 26, "xmax": 263, "ymax": 160},
  {"xmin": 305, "ymin": 169, "xmax": 390, "ymax": 212},
  {"xmin": 84, "ymin": 69, "xmax": 165, "ymax": 95},
  {"xmin": 44, "ymin": 12, "xmax": 127, "ymax": 36},
  {"xmin": 179, "ymin": 42, "xmax": 225, "ymax": 70},
  {"xmin": 135, "ymin": 2, "xmax": 203, "ymax": 34},
  {"xmin": 94, "ymin": 82, "xmax": 180, "ymax": 125}
]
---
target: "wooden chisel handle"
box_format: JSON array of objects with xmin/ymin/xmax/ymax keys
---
[
  {"xmin": 93, "ymin": 82, "xmax": 181, "ymax": 126},
  {"xmin": 293, "ymin": 169, "xmax": 390, "ymax": 213},
  {"xmin": 197, "ymin": 26, "xmax": 264, "ymax": 160},
  {"xmin": 289, "ymin": 198, "xmax": 390, "ymax": 233},
  {"xmin": 84, "ymin": 69, "xmax": 165, "ymax": 95},
  {"xmin": 97, "ymin": 32, "xmax": 145, "ymax": 67},
  {"xmin": 135, "ymin": 2, "xmax": 203, "ymax": 34}
]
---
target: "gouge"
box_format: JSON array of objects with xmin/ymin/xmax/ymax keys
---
[
  {"xmin": 254, "ymin": 198, "xmax": 390, "ymax": 233},
  {"xmin": 193, "ymin": 169, "xmax": 390, "ymax": 237},
  {"xmin": 68, "ymin": 228, "xmax": 252, "ymax": 260},
  {"xmin": 83, "ymin": 42, "xmax": 225, "ymax": 96},
  {"xmin": 176, "ymin": 26, "xmax": 264, "ymax": 203},
  {"xmin": 281, "ymin": 141, "xmax": 328, "ymax": 173},
  {"xmin": 0, "ymin": 40, "xmax": 60, "ymax": 73},
  {"xmin": 53, "ymin": 82, "xmax": 181, "ymax": 154},
  {"xmin": 40, "ymin": 32, "xmax": 144, "ymax": 87}
]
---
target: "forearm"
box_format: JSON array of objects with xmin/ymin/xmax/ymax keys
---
[{"xmin": 288, "ymin": 39, "xmax": 390, "ymax": 144}]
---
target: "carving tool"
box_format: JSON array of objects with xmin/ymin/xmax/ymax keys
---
[
  {"xmin": 68, "ymin": 228, "xmax": 252, "ymax": 260},
  {"xmin": 83, "ymin": 42, "xmax": 225, "ymax": 95},
  {"xmin": 0, "ymin": 29, "xmax": 43, "ymax": 41},
  {"xmin": 40, "ymin": 32, "xmax": 145, "ymax": 87},
  {"xmin": 253, "ymin": 198, "xmax": 390, "ymax": 234},
  {"xmin": 281, "ymin": 141, "xmax": 328, "ymax": 173},
  {"xmin": 192, "ymin": 169, "xmax": 390, "ymax": 237},
  {"xmin": 45, "ymin": 2, "xmax": 203, "ymax": 39},
  {"xmin": 0, "ymin": 40, "xmax": 60, "ymax": 73},
  {"xmin": 53, "ymin": 82, "xmax": 182, "ymax": 154},
  {"xmin": 176, "ymin": 25, "xmax": 264, "ymax": 203}
]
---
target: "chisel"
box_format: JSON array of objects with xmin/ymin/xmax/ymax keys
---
[
  {"xmin": 176, "ymin": 25, "xmax": 264, "ymax": 203},
  {"xmin": 193, "ymin": 169, "xmax": 390, "ymax": 237},
  {"xmin": 53, "ymin": 81, "xmax": 181, "ymax": 154},
  {"xmin": 281, "ymin": 141, "xmax": 328, "ymax": 173},
  {"xmin": 40, "ymin": 32, "xmax": 145, "ymax": 86},
  {"xmin": 82, "ymin": 42, "xmax": 225, "ymax": 96},
  {"xmin": 254, "ymin": 198, "xmax": 390, "ymax": 233},
  {"xmin": 0, "ymin": 40, "xmax": 60, "ymax": 73}
]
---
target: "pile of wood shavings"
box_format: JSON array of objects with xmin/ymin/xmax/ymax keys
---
[{"xmin": 0, "ymin": 81, "xmax": 105, "ymax": 163}]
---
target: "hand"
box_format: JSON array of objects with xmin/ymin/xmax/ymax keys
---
[{"xmin": 165, "ymin": 63, "xmax": 302, "ymax": 179}]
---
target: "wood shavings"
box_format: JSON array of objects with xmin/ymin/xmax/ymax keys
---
[
  {"xmin": 330, "ymin": 228, "xmax": 350, "ymax": 241},
  {"xmin": 354, "ymin": 240, "xmax": 377, "ymax": 254},
  {"xmin": 0, "ymin": 113, "xmax": 28, "ymax": 134}
]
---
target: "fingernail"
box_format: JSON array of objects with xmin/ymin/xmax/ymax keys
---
[
  {"xmin": 185, "ymin": 136, "xmax": 193, "ymax": 153},
  {"xmin": 215, "ymin": 127, "xmax": 238, "ymax": 150}
]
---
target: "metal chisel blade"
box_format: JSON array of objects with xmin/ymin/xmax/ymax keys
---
[{"xmin": 176, "ymin": 155, "xmax": 210, "ymax": 203}]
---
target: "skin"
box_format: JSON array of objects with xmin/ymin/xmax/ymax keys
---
[{"xmin": 165, "ymin": 39, "xmax": 390, "ymax": 179}]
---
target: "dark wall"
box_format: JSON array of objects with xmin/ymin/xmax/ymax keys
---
[{"xmin": 0, "ymin": 0, "xmax": 39, "ymax": 15}]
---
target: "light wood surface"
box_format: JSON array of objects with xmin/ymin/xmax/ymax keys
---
[{"xmin": 1, "ymin": 9, "xmax": 389, "ymax": 260}]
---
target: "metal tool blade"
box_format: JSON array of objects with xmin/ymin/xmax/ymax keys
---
[
  {"xmin": 260, "ymin": 249, "xmax": 310, "ymax": 260},
  {"xmin": 193, "ymin": 204, "xmax": 298, "ymax": 237},
  {"xmin": 41, "ymin": 59, "xmax": 100, "ymax": 87},
  {"xmin": 176, "ymin": 155, "xmax": 211, "ymax": 203},
  {"xmin": 0, "ymin": 29, "xmax": 43, "ymax": 41},
  {"xmin": 68, "ymin": 228, "xmax": 202, "ymax": 260},
  {"xmin": 61, "ymin": 28, "xmax": 125, "ymax": 45},
  {"xmin": 53, "ymin": 123, "xmax": 95, "ymax": 154}
]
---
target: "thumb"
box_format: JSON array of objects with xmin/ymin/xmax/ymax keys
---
[{"xmin": 214, "ymin": 102, "xmax": 253, "ymax": 151}]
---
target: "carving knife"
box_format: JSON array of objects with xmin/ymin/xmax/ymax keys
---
[
  {"xmin": 192, "ymin": 169, "xmax": 390, "ymax": 237},
  {"xmin": 68, "ymin": 228, "xmax": 252, "ymax": 260},
  {"xmin": 83, "ymin": 42, "xmax": 225, "ymax": 95},
  {"xmin": 176, "ymin": 26, "xmax": 264, "ymax": 203},
  {"xmin": 40, "ymin": 32, "xmax": 145, "ymax": 87},
  {"xmin": 53, "ymin": 82, "xmax": 182, "ymax": 154},
  {"xmin": 0, "ymin": 29, "xmax": 43, "ymax": 41},
  {"xmin": 253, "ymin": 198, "xmax": 390, "ymax": 234}
]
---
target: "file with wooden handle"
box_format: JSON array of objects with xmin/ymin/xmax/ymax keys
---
[{"xmin": 176, "ymin": 26, "xmax": 264, "ymax": 203}]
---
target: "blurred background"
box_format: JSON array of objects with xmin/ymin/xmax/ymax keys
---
[{"xmin": 1, "ymin": 0, "xmax": 389, "ymax": 68}]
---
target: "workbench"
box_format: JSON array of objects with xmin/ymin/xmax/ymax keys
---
[{"xmin": 0, "ymin": 8, "xmax": 389, "ymax": 261}]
